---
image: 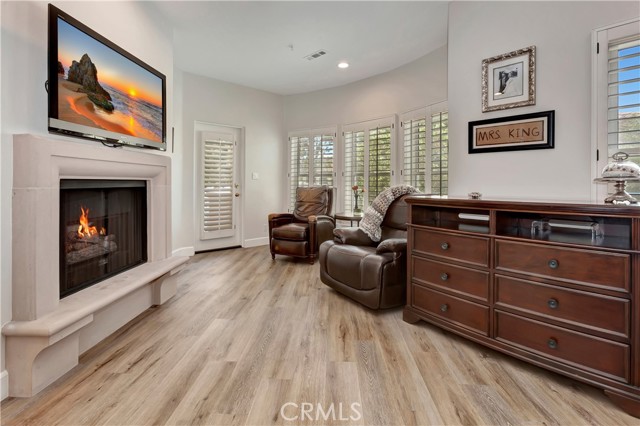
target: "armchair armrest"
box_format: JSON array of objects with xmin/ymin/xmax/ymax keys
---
[
  {"xmin": 310, "ymin": 214, "xmax": 335, "ymax": 226},
  {"xmin": 333, "ymin": 227, "xmax": 375, "ymax": 246},
  {"xmin": 268, "ymin": 212, "xmax": 294, "ymax": 222},
  {"xmin": 314, "ymin": 215, "xmax": 336, "ymax": 246},
  {"xmin": 268, "ymin": 213, "xmax": 294, "ymax": 237},
  {"xmin": 376, "ymin": 238, "xmax": 407, "ymax": 255}
]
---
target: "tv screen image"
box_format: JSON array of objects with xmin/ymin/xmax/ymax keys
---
[{"xmin": 48, "ymin": 5, "xmax": 166, "ymax": 150}]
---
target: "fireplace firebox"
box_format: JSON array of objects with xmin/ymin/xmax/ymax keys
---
[{"xmin": 59, "ymin": 179, "xmax": 148, "ymax": 298}]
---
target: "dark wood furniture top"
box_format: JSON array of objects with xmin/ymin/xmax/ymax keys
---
[
  {"xmin": 334, "ymin": 211, "xmax": 363, "ymax": 226},
  {"xmin": 404, "ymin": 196, "xmax": 640, "ymax": 418}
]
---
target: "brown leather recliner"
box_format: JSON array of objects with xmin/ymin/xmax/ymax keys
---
[
  {"xmin": 268, "ymin": 186, "xmax": 335, "ymax": 264},
  {"xmin": 319, "ymin": 194, "xmax": 410, "ymax": 309}
]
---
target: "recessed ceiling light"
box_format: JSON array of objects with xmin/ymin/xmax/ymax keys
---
[{"xmin": 338, "ymin": 62, "xmax": 349, "ymax": 69}]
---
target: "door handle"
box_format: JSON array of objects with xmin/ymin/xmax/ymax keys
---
[{"xmin": 235, "ymin": 193, "xmax": 240, "ymax": 197}]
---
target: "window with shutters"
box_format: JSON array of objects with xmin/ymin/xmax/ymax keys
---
[
  {"xmin": 430, "ymin": 110, "xmax": 449, "ymax": 195},
  {"xmin": 594, "ymin": 19, "xmax": 640, "ymax": 199},
  {"xmin": 402, "ymin": 116, "xmax": 426, "ymax": 191},
  {"xmin": 400, "ymin": 103, "xmax": 448, "ymax": 195},
  {"xmin": 288, "ymin": 128, "xmax": 335, "ymax": 211},
  {"xmin": 343, "ymin": 117, "xmax": 395, "ymax": 210},
  {"xmin": 201, "ymin": 133, "xmax": 235, "ymax": 239},
  {"xmin": 343, "ymin": 130, "xmax": 365, "ymax": 210}
]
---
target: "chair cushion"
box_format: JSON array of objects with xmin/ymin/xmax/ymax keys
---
[
  {"xmin": 272, "ymin": 222, "xmax": 309, "ymax": 240},
  {"xmin": 293, "ymin": 186, "xmax": 330, "ymax": 221},
  {"xmin": 381, "ymin": 196, "xmax": 410, "ymax": 230}
]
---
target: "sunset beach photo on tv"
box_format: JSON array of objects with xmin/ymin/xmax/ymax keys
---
[{"xmin": 56, "ymin": 17, "xmax": 163, "ymax": 144}]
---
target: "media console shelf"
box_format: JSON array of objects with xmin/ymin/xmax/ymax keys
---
[{"xmin": 404, "ymin": 196, "xmax": 640, "ymax": 417}]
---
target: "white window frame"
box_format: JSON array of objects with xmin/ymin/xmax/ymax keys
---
[
  {"xmin": 429, "ymin": 104, "xmax": 449, "ymax": 196},
  {"xmin": 591, "ymin": 18, "xmax": 640, "ymax": 202},
  {"xmin": 399, "ymin": 106, "xmax": 427, "ymax": 191},
  {"xmin": 342, "ymin": 115, "xmax": 397, "ymax": 211},
  {"xmin": 287, "ymin": 126, "xmax": 336, "ymax": 211},
  {"xmin": 400, "ymin": 101, "xmax": 448, "ymax": 195}
]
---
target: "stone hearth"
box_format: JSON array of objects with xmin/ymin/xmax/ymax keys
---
[{"xmin": 3, "ymin": 134, "xmax": 189, "ymax": 397}]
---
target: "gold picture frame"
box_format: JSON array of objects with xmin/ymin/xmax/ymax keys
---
[{"xmin": 482, "ymin": 46, "xmax": 536, "ymax": 112}]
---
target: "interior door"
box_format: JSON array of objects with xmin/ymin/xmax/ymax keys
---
[{"xmin": 195, "ymin": 125, "xmax": 242, "ymax": 251}]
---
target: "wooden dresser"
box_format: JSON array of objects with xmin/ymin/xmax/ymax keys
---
[{"xmin": 404, "ymin": 197, "xmax": 640, "ymax": 417}]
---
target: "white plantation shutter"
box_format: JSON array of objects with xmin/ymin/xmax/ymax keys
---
[
  {"xmin": 400, "ymin": 103, "xmax": 448, "ymax": 195},
  {"xmin": 343, "ymin": 116, "xmax": 395, "ymax": 209},
  {"xmin": 430, "ymin": 110, "xmax": 449, "ymax": 195},
  {"xmin": 201, "ymin": 133, "xmax": 235, "ymax": 239},
  {"xmin": 607, "ymin": 32, "xmax": 640, "ymax": 195},
  {"xmin": 368, "ymin": 126, "xmax": 392, "ymax": 203},
  {"xmin": 595, "ymin": 20, "xmax": 640, "ymax": 201},
  {"xmin": 312, "ymin": 134, "xmax": 334, "ymax": 186},
  {"xmin": 402, "ymin": 116, "xmax": 427, "ymax": 191},
  {"xmin": 289, "ymin": 136, "xmax": 310, "ymax": 211},
  {"xmin": 343, "ymin": 130, "xmax": 365, "ymax": 211},
  {"xmin": 288, "ymin": 128, "xmax": 335, "ymax": 211}
]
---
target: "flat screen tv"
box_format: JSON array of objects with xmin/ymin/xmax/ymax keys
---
[{"xmin": 48, "ymin": 4, "xmax": 166, "ymax": 150}]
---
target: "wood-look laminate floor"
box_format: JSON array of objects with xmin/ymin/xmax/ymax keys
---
[{"xmin": 2, "ymin": 246, "xmax": 637, "ymax": 425}]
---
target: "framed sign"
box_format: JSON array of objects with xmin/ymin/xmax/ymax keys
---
[
  {"xmin": 469, "ymin": 110, "xmax": 554, "ymax": 154},
  {"xmin": 482, "ymin": 46, "xmax": 536, "ymax": 112}
]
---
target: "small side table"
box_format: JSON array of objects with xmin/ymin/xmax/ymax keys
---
[{"xmin": 335, "ymin": 211, "xmax": 363, "ymax": 226}]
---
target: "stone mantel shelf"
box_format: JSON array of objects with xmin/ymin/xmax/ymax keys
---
[{"xmin": 3, "ymin": 256, "xmax": 188, "ymax": 339}]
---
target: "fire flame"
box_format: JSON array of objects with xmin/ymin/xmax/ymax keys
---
[{"xmin": 77, "ymin": 206, "xmax": 106, "ymax": 238}]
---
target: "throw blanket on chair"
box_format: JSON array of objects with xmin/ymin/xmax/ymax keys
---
[{"xmin": 359, "ymin": 185, "xmax": 418, "ymax": 242}]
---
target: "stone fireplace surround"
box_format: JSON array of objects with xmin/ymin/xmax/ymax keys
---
[{"xmin": 3, "ymin": 134, "xmax": 189, "ymax": 397}]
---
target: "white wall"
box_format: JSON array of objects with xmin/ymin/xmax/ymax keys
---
[
  {"xmin": 0, "ymin": 0, "xmax": 5, "ymax": 402},
  {"xmin": 176, "ymin": 71, "xmax": 284, "ymax": 250},
  {"xmin": 283, "ymin": 46, "xmax": 447, "ymax": 213},
  {"xmin": 177, "ymin": 46, "xmax": 447, "ymax": 249},
  {"xmin": 448, "ymin": 1, "xmax": 639, "ymax": 201},
  {"xmin": 284, "ymin": 45, "xmax": 448, "ymax": 131},
  {"xmin": 0, "ymin": 0, "xmax": 174, "ymax": 400}
]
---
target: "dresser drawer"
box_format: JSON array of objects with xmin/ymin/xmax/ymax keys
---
[
  {"xmin": 495, "ymin": 275, "xmax": 629, "ymax": 338},
  {"xmin": 412, "ymin": 285, "xmax": 489, "ymax": 335},
  {"xmin": 495, "ymin": 240, "xmax": 630, "ymax": 292},
  {"xmin": 412, "ymin": 257, "xmax": 489, "ymax": 301},
  {"xmin": 412, "ymin": 228, "xmax": 489, "ymax": 267},
  {"xmin": 496, "ymin": 311, "xmax": 630, "ymax": 382}
]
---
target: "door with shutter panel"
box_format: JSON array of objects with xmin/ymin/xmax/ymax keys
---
[{"xmin": 196, "ymin": 126, "xmax": 242, "ymax": 251}]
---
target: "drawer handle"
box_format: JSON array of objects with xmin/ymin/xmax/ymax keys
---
[
  {"xmin": 441, "ymin": 242, "xmax": 450, "ymax": 250},
  {"xmin": 440, "ymin": 273, "xmax": 449, "ymax": 281},
  {"xmin": 548, "ymin": 259, "xmax": 559, "ymax": 269},
  {"xmin": 440, "ymin": 304, "xmax": 449, "ymax": 312},
  {"xmin": 547, "ymin": 338, "xmax": 558, "ymax": 349},
  {"xmin": 547, "ymin": 298, "xmax": 559, "ymax": 309}
]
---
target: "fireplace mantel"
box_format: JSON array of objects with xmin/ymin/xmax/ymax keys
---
[{"xmin": 3, "ymin": 134, "xmax": 189, "ymax": 397}]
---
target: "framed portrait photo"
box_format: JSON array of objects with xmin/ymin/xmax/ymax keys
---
[{"xmin": 482, "ymin": 46, "xmax": 536, "ymax": 112}]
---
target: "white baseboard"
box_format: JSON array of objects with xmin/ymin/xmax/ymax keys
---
[
  {"xmin": 243, "ymin": 237, "xmax": 268, "ymax": 248},
  {"xmin": 1, "ymin": 370, "xmax": 8, "ymax": 401},
  {"xmin": 172, "ymin": 246, "xmax": 195, "ymax": 257}
]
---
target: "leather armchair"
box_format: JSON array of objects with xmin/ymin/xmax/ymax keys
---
[
  {"xmin": 268, "ymin": 186, "xmax": 335, "ymax": 264},
  {"xmin": 319, "ymin": 194, "xmax": 410, "ymax": 309}
]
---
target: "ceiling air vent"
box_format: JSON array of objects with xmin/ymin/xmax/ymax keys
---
[{"xmin": 304, "ymin": 50, "xmax": 327, "ymax": 61}]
